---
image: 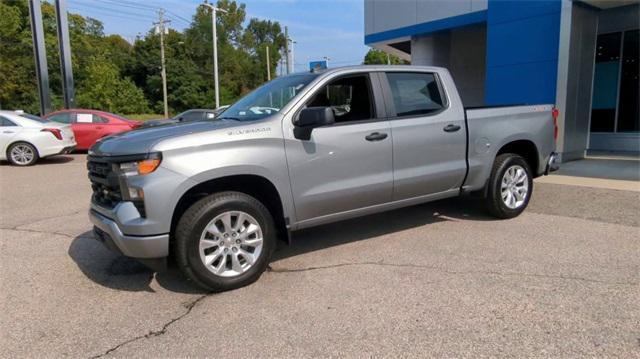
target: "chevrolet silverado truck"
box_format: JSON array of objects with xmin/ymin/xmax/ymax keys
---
[{"xmin": 88, "ymin": 65, "xmax": 559, "ymax": 291}]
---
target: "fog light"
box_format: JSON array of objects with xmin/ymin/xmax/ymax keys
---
[{"xmin": 127, "ymin": 187, "xmax": 144, "ymax": 200}]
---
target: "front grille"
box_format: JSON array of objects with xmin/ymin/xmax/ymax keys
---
[{"xmin": 87, "ymin": 156, "xmax": 122, "ymax": 209}]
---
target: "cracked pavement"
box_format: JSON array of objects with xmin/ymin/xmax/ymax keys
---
[{"xmin": 1, "ymin": 154, "xmax": 639, "ymax": 358}]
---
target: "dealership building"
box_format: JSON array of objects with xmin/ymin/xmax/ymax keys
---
[{"xmin": 365, "ymin": 0, "xmax": 639, "ymax": 161}]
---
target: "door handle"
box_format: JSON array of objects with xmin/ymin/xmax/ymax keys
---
[
  {"xmin": 365, "ymin": 132, "xmax": 388, "ymax": 141},
  {"xmin": 95, "ymin": 126, "xmax": 103, "ymax": 130},
  {"xmin": 443, "ymin": 124, "xmax": 461, "ymax": 132},
  {"xmin": 3, "ymin": 131, "xmax": 15, "ymax": 134}
]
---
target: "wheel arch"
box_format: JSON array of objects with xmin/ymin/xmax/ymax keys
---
[
  {"xmin": 495, "ymin": 139, "xmax": 540, "ymax": 178},
  {"xmin": 170, "ymin": 174, "xmax": 289, "ymax": 248}
]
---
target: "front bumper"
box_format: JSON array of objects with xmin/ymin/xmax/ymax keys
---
[
  {"xmin": 89, "ymin": 209, "xmax": 169, "ymax": 258},
  {"xmin": 545, "ymin": 152, "xmax": 560, "ymax": 175}
]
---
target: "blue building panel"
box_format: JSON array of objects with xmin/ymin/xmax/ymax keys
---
[
  {"xmin": 488, "ymin": 0, "xmax": 562, "ymax": 24},
  {"xmin": 485, "ymin": 0, "xmax": 562, "ymax": 105},
  {"xmin": 486, "ymin": 13, "xmax": 561, "ymax": 66},
  {"xmin": 485, "ymin": 60, "xmax": 559, "ymax": 105}
]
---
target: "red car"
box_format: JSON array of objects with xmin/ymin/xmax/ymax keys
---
[{"xmin": 44, "ymin": 109, "xmax": 141, "ymax": 150}]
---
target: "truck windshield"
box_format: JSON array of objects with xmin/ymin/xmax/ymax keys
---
[{"xmin": 218, "ymin": 73, "xmax": 318, "ymax": 121}]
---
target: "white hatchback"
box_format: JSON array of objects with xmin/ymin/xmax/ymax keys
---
[{"xmin": 0, "ymin": 110, "xmax": 77, "ymax": 166}]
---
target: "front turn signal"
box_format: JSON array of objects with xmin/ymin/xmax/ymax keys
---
[{"xmin": 137, "ymin": 159, "xmax": 161, "ymax": 175}]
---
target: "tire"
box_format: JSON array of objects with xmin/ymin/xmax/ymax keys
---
[
  {"xmin": 485, "ymin": 153, "xmax": 533, "ymax": 219},
  {"xmin": 7, "ymin": 142, "xmax": 39, "ymax": 166},
  {"xmin": 174, "ymin": 191, "xmax": 276, "ymax": 292}
]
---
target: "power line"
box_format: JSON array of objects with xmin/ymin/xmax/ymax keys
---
[
  {"xmin": 71, "ymin": 0, "xmax": 190, "ymax": 26},
  {"xmin": 91, "ymin": 0, "xmax": 157, "ymax": 12},
  {"xmin": 91, "ymin": 0, "xmax": 158, "ymax": 10},
  {"xmin": 165, "ymin": 9, "xmax": 191, "ymax": 25},
  {"xmin": 67, "ymin": 2, "xmax": 157, "ymax": 21},
  {"xmin": 67, "ymin": 7, "xmax": 155, "ymax": 23}
]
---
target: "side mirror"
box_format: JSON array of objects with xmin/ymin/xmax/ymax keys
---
[{"xmin": 293, "ymin": 107, "xmax": 335, "ymax": 140}]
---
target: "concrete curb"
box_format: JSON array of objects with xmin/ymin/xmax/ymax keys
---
[{"xmin": 535, "ymin": 175, "xmax": 640, "ymax": 192}]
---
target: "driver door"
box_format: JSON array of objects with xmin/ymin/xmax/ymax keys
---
[{"xmin": 284, "ymin": 72, "xmax": 393, "ymax": 225}]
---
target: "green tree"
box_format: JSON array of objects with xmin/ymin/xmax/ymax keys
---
[
  {"xmin": 76, "ymin": 60, "xmax": 149, "ymax": 114},
  {"xmin": 363, "ymin": 48, "xmax": 408, "ymax": 65},
  {"xmin": 0, "ymin": 0, "xmax": 39, "ymax": 113},
  {"xmin": 0, "ymin": 0, "xmax": 286, "ymax": 115}
]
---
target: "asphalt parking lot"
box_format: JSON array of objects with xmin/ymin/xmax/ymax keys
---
[{"xmin": 1, "ymin": 154, "xmax": 639, "ymax": 358}]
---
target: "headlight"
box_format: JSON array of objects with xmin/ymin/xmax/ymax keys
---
[{"xmin": 119, "ymin": 157, "xmax": 161, "ymax": 176}]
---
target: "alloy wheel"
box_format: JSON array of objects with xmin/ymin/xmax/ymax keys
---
[
  {"xmin": 500, "ymin": 165, "xmax": 529, "ymax": 209},
  {"xmin": 10, "ymin": 144, "xmax": 35, "ymax": 165},
  {"xmin": 198, "ymin": 211, "xmax": 264, "ymax": 277}
]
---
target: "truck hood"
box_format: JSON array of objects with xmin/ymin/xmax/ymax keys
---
[{"xmin": 89, "ymin": 120, "xmax": 241, "ymax": 156}]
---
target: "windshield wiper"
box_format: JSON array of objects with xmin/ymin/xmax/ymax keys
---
[{"xmin": 217, "ymin": 116, "xmax": 241, "ymax": 121}]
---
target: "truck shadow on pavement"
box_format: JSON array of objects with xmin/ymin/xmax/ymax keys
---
[{"xmin": 68, "ymin": 197, "xmax": 496, "ymax": 294}]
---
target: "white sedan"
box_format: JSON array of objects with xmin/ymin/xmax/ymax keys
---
[{"xmin": 0, "ymin": 110, "xmax": 76, "ymax": 166}]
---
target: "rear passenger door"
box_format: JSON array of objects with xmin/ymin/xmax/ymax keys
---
[
  {"xmin": 382, "ymin": 71, "xmax": 467, "ymax": 200},
  {"xmin": 73, "ymin": 113, "xmax": 107, "ymax": 149},
  {"xmin": 0, "ymin": 116, "xmax": 20, "ymax": 154}
]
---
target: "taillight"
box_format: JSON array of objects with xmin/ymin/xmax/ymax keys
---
[
  {"xmin": 551, "ymin": 108, "xmax": 559, "ymax": 141},
  {"xmin": 42, "ymin": 128, "xmax": 63, "ymax": 140}
]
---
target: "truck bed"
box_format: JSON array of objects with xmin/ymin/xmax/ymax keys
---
[{"xmin": 462, "ymin": 104, "xmax": 556, "ymax": 192}]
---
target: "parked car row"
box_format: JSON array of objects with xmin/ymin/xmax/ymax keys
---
[
  {"xmin": 0, "ymin": 110, "xmax": 76, "ymax": 166},
  {"xmin": 2, "ymin": 107, "xmax": 226, "ymax": 166},
  {"xmin": 140, "ymin": 107, "xmax": 225, "ymax": 128},
  {"xmin": 44, "ymin": 109, "xmax": 142, "ymax": 150}
]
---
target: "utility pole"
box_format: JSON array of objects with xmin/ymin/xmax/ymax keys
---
[
  {"xmin": 280, "ymin": 50, "xmax": 285, "ymax": 76},
  {"xmin": 154, "ymin": 9, "xmax": 170, "ymax": 118},
  {"xmin": 266, "ymin": 46, "xmax": 271, "ymax": 81},
  {"xmin": 284, "ymin": 26, "xmax": 290, "ymax": 74},
  {"xmin": 387, "ymin": 53, "xmax": 391, "ymax": 65},
  {"xmin": 202, "ymin": 2, "xmax": 227, "ymax": 109},
  {"xmin": 290, "ymin": 38, "xmax": 296, "ymax": 73}
]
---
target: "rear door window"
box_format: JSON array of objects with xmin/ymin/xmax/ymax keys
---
[
  {"xmin": 48, "ymin": 113, "xmax": 72, "ymax": 124},
  {"xmin": 93, "ymin": 115, "xmax": 109, "ymax": 123},
  {"xmin": 181, "ymin": 111, "xmax": 204, "ymax": 122},
  {"xmin": 0, "ymin": 116, "xmax": 18, "ymax": 126},
  {"xmin": 385, "ymin": 72, "xmax": 446, "ymax": 117},
  {"xmin": 76, "ymin": 113, "xmax": 94, "ymax": 124}
]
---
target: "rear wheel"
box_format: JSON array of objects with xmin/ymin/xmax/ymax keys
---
[
  {"xmin": 174, "ymin": 191, "xmax": 276, "ymax": 292},
  {"xmin": 7, "ymin": 142, "xmax": 39, "ymax": 166},
  {"xmin": 485, "ymin": 153, "xmax": 533, "ymax": 219}
]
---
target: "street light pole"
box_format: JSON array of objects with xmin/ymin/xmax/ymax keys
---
[{"xmin": 202, "ymin": 2, "xmax": 227, "ymax": 109}]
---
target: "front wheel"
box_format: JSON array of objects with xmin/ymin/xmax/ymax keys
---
[
  {"xmin": 174, "ymin": 191, "xmax": 276, "ymax": 292},
  {"xmin": 485, "ymin": 153, "xmax": 533, "ymax": 219}
]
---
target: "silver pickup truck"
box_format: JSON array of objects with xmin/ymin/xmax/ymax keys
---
[{"xmin": 88, "ymin": 65, "xmax": 559, "ymax": 291}]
